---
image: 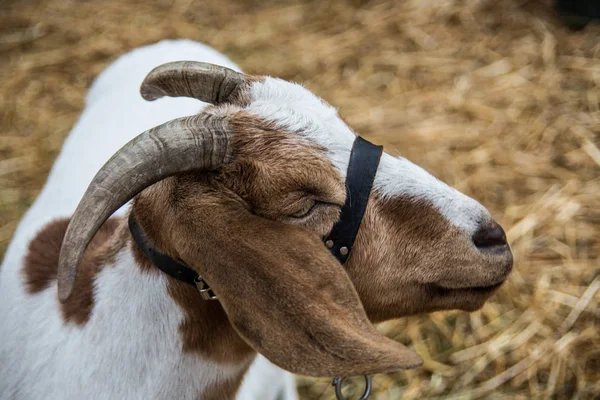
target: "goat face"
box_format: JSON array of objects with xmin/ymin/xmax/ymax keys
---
[
  {"xmin": 225, "ymin": 76, "xmax": 514, "ymax": 322},
  {"xmin": 58, "ymin": 62, "xmax": 513, "ymax": 377}
]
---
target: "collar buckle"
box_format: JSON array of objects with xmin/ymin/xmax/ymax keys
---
[{"xmin": 194, "ymin": 276, "xmax": 218, "ymax": 300}]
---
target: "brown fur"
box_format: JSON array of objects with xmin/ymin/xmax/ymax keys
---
[
  {"xmin": 161, "ymin": 190, "xmax": 422, "ymax": 376},
  {"xmin": 23, "ymin": 217, "xmax": 126, "ymax": 325},
  {"xmin": 348, "ymin": 193, "xmax": 512, "ymax": 323},
  {"xmin": 224, "ymin": 111, "xmax": 346, "ymax": 237}
]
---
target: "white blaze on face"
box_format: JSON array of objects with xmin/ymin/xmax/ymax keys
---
[
  {"xmin": 374, "ymin": 154, "xmax": 492, "ymax": 236},
  {"xmin": 246, "ymin": 77, "xmax": 492, "ymax": 237}
]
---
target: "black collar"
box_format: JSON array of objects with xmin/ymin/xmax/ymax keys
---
[
  {"xmin": 325, "ymin": 136, "xmax": 383, "ymax": 263},
  {"xmin": 128, "ymin": 136, "xmax": 382, "ymax": 294},
  {"xmin": 128, "ymin": 214, "xmax": 217, "ymax": 300}
]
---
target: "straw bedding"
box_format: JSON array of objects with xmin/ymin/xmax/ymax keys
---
[{"xmin": 1, "ymin": 0, "xmax": 598, "ymax": 398}]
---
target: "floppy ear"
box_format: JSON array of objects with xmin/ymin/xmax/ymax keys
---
[{"xmin": 172, "ymin": 195, "xmax": 423, "ymax": 377}]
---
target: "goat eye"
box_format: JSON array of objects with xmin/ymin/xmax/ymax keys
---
[{"xmin": 290, "ymin": 200, "xmax": 317, "ymax": 218}]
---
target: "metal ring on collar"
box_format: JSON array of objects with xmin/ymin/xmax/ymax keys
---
[{"xmin": 332, "ymin": 375, "xmax": 372, "ymax": 400}]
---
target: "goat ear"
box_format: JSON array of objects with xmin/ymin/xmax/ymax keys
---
[{"xmin": 174, "ymin": 199, "xmax": 423, "ymax": 377}]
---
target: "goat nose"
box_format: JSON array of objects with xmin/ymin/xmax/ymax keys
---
[{"xmin": 472, "ymin": 222, "xmax": 508, "ymax": 250}]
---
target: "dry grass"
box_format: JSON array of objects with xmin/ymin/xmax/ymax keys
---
[{"xmin": 1, "ymin": 0, "xmax": 599, "ymax": 398}]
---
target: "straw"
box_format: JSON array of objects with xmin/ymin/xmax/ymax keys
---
[{"xmin": 1, "ymin": 0, "xmax": 599, "ymax": 398}]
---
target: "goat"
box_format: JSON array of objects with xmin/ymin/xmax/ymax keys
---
[{"xmin": 0, "ymin": 39, "xmax": 513, "ymax": 400}]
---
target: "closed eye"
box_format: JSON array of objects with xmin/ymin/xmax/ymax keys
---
[
  {"xmin": 288, "ymin": 200, "xmax": 343, "ymax": 220},
  {"xmin": 290, "ymin": 200, "xmax": 317, "ymax": 218}
]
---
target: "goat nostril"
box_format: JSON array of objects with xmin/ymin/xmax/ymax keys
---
[{"xmin": 473, "ymin": 222, "xmax": 508, "ymax": 249}]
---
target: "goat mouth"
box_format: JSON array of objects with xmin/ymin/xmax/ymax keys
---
[
  {"xmin": 463, "ymin": 280, "xmax": 505, "ymax": 293},
  {"xmin": 433, "ymin": 279, "xmax": 506, "ymax": 295}
]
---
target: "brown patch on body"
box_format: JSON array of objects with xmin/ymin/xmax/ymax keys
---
[{"xmin": 23, "ymin": 217, "xmax": 127, "ymax": 325}]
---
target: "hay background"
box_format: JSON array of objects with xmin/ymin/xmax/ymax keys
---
[{"xmin": 1, "ymin": 0, "xmax": 599, "ymax": 398}]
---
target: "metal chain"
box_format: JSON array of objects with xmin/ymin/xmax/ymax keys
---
[{"xmin": 332, "ymin": 376, "xmax": 372, "ymax": 400}]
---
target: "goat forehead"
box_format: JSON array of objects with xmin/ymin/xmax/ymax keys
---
[
  {"xmin": 247, "ymin": 78, "xmax": 356, "ymax": 172},
  {"xmin": 246, "ymin": 77, "xmax": 490, "ymax": 235}
]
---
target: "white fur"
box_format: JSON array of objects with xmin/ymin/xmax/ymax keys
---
[
  {"xmin": 0, "ymin": 40, "xmax": 296, "ymax": 400},
  {"xmin": 246, "ymin": 78, "xmax": 491, "ymax": 235}
]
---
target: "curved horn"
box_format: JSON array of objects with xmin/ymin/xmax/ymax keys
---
[
  {"xmin": 140, "ymin": 61, "xmax": 248, "ymax": 104},
  {"xmin": 57, "ymin": 113, "xmax": 233, "ymax": 302}
]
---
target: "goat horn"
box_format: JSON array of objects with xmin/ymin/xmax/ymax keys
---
[
  {"xmin": 57, "ymin": 113, "xmax": 233, "ymax": 303},
  {"xmin": 140, "ymin": 61, "xmax": 248, "ymax": 104}
]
